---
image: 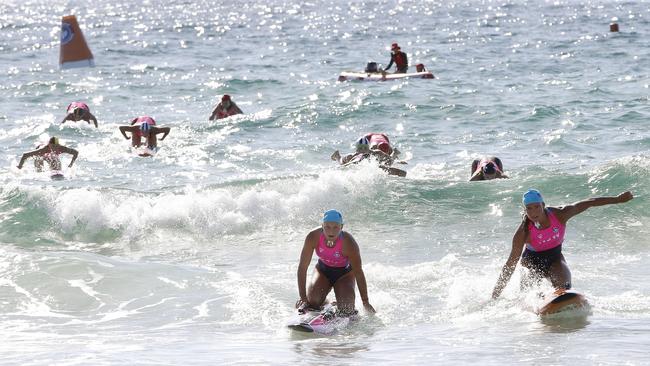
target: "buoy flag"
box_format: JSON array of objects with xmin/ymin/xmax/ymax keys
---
[{"xmin": 59, "ymin": 15, "xmax": 94, "ymax": 69}]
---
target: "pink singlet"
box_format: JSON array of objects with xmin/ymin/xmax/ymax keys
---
[
  {"xmin": 317, "ymin": 233, "xmax": 349, "ymax": 268},
  {"xmin": 526, "ymin": 210, "xmax": 566, "ymax": 252}
]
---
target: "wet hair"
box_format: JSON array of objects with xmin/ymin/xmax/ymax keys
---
[{"xmin": 49, "ymin": 137, "xmax": 59, "ymax": 145}]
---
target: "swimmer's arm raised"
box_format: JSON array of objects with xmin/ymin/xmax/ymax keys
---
[{"xmin": 556, "ymin": 191, "xmax": 634, "ymax": 223}]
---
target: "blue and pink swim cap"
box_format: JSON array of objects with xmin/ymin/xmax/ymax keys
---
[
  {"xmin": 523, "ymin": 189, "xmax": 544, "ymax": 206},
  {"xmin": 322, "ymin": 209, "xmax": 343, "ymax": 224}
]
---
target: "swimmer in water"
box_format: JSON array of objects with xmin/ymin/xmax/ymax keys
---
[
  {"xmin": 17, "ymin": 137, "xmax": 79, "ymax": 172},
  {"xmin": 296, "ymin": 209, "xmax": 376, "ymax": 316},
  {"xmin": 209, "ymin": 94, "xmax": 243, "ymax": 120},
  {"xmin": 331, "ymin": 134, "xmax": 407, "ymax": 177},
  {"xmin": 491, "ymin": 189, "xmax": 634, "ymax": 299},
  {"xmin": 470, "ymin": 157, "xmax": 508, "ymax": 181},
  {"xmin": 60, "ymin": 102, "xmax": 98, "ymax": 128},
  {"xmin": 119, "ymin": 116, "xmax": 171, "ymax": 149}
]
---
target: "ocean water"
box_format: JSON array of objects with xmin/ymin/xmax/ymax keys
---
[{"xmin": 1, "ymin": 0, "xmax": 649, "ymax": 364}]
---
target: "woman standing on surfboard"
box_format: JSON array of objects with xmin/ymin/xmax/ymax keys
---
[
  {"xmin": 296, "ymin": 210, "xmax": 376, "ymax": 316},
  {"xmin": 491, "ymin": 189, "xmax": 633, "ymax": 299}
]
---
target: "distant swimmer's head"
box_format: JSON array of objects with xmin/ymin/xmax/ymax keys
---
[
  {"xmin": 355, "ymin": 137, "xmax": 370, "ymax": 153},
  {"xmin": 140, "ymin": 122, "xmax": 151, "ymax": 135},
  {"xmin": 49, "ymin": 136, "xmax": 59, "ymax": 145},
  {"xmin": 221, "ymin": 94, "xmax": 231, "ymax": 107},
  {"xmin": 322, "ymin": 209, "xmax": 343, "ymax": 241}
]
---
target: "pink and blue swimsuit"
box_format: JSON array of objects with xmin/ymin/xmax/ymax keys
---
[
  {"xmin": 521, "ymin": 210, "xmax": 566, "ymax": 278},
  {"xmin": 315, "ymin": 231, "xmax": 351, "ymax": 285}
]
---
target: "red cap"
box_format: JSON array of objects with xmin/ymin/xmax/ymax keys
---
[
  {"xmin": 377, "ymin": 142, "xmax": 391, "ymax": 155},
  {"xmin": 391, "ymin": 43, "xmax": 399, "ymax": 50},
  {"xmin": 222, "ymin": 94, "xmax": 231, "ymax": 101}
]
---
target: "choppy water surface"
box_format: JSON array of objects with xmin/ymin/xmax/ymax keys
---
[{"xmin": 1, "ymin": 0, "xmax": 649, "ymax": 364}]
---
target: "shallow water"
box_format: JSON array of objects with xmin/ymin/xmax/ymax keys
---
[{"xmin": 1, "ymin": 0, "xmax": 649, "ymax": 364}]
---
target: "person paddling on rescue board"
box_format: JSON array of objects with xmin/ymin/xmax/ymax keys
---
[
  {"xmin": 491, "ymin": 189, "xmax": 634, "ymax": 299},
  {"xmin": 119, "ymin": 116, "xmax": 171, "ymax": 149},
  {"xmin": 209, "ymin": 94, "xmax": 243, "ymax": 120},
  {"xmin": 296, "ymin": 209, "xmax": 376, "ymax": 316},
  {"xmin": 61, "ymin": 102, "xmax": 98, "ymax": 128}
]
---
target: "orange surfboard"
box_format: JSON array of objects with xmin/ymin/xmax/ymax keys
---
[
  {"xmin": 59, "ymin": 15, "xmax": 94, "ymax": 69},
  {"xmin": 537, "ymin": 289, "xmax": 589, "ymax": 316}
]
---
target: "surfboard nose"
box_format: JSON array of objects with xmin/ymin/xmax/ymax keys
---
[{"xmin": 59, "ymin": 15, "xmax": 95, "ymax": 69}]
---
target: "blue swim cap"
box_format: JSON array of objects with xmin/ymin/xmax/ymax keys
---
[
  {"xmin": 523, "ymin": 189, "xmax": 544, "ymax": 206},
  {"xmin": 322, "ymin": 209, "xmax": 343, "ymax": 224},
  {"xmin": 140, "ymin": 122, "xmax": 151, "ymax": 133}
]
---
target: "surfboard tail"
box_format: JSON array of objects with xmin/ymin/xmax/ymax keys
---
[{"xmin": 59, "ymin": 15, "xmax": 95, "ymax": 69}]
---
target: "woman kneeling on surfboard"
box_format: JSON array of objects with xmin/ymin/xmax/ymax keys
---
[
  {"xmin": 296, "ymin": 210, "xmax": 376, "ymax": 315},
  {"xmin": 491, "ymin": 189, "xmax": 633, "ymax": 299}
]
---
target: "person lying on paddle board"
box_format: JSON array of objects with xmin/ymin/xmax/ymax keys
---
[
  {"xmin": 296, "ymin": 210, "xmax": 376, "ymax": 316},
  {"xmin": 209, "ymin": 94, "xmax": 243, "ymax": 120},
  {"xmin": 119, "ymin": 116, "xmax": 170, "ymax": 149},
  {"xmin": 60, "ymin": 102, "xmax": 98, "ymax": 128},
  {"xmin": 491, "ymin": 189, "xmax": 634, "ymax": 299},
  {"xmin": 470, "ymin": 157, "xmax": 508, "ymax": 181},
  {"xmin": 383, "ymin": 43, "xmax": 408, "ymax": 73},
  {"xmin": 331, "ymin": 135, "xmax": 406, "ymax": 176},
  {"xmin": 17, "ymin": 137, "xmax": 78, "ymax": 172}
]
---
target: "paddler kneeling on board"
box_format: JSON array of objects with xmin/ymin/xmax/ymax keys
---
[
  {"xmin": 119, "ymin": 116, "xmax": 171, "ymax": 149},
  {"xmin": 491, "ymin": 189, "xmax": 634, "ymax": 299},
  {"xmin": 383, "ymin": 43, "xmax": 408, "ymax": 73},
  {"xmin": 296, "ymin": 210, "xmax": 376, "ymax": 316},
  {"xmin": 209, "ymin": 94, "xmax": 243, "ymax": 120},
  {"xmin": 469, "ymin": 157, "xmax": 508, "ymax": 181},
  {"xmin": 61, "ymin": 102, "xmax": 98, "ymax": 128},
  {"xmin": 17, "ymin": 137, "xmax": 79, "ymax": 172}
]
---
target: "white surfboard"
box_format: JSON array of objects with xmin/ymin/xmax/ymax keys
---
[
  {"xmin": 287, "ymin": 305, "xmax": 357, "ymax": 335},
  {"xmin": 338, "ymin": 70, "xmax": 434, "ymax": 82},
  {"xmin": 137, "ymin": 146, "xmax": 159, "ymax": 157},
  {"xmin": 50, "ymin": 170, "xmax": 65, "ymax": 180}
]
